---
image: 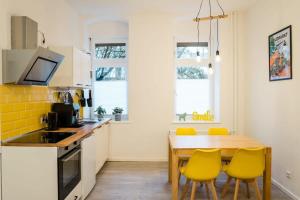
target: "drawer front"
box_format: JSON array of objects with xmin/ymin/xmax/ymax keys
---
[{"xmin": 65, "ymin": 182, "xmax": 82, "ymax": 200}]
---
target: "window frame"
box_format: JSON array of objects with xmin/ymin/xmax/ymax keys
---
[
  {"xmin": 91, "ymin": 38, "xmax": 129, "ymax": 121},
  {"xmin": 174, "ymin": 41, "xmax": 216, "ymax": 122}
]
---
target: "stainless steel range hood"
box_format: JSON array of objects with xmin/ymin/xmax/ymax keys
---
[{"xmin": 2, "ymin": 16, "xmax": 64, "ymax": 86}]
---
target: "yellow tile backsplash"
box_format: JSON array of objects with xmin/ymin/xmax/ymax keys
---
[{"xmin": 0, "ymin": 85, "xmax": 51, "ymax": 141}]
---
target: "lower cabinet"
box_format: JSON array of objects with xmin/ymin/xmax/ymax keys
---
[
  {"xmin": 81, "ymin": 135, "xmax": 96, "ymax": 199},
  {"xmin": 2, "ymin": 147, "xmax": 58, "ymax": 200},
  {"xmin": 94, "ymin": 123, "xmax": 110, "ymax": 174}
]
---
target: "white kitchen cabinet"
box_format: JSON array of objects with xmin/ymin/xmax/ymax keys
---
[
  {"xmin": 49, "ymin": 46, "xmax": 92, "ymax": 88},
  {"xmin": 94, "ymin": 123, "xmax": 110, "ymax": 173},
  {"xmin": 2, "ymin": 147, "xmax": 58, "ymax": 200},
  {"xmin": 81, "ymin": 135, "xmax": 96, "ymax": 199}
]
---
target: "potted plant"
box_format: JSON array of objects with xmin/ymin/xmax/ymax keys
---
[
  {"xmin": 112, "ymin": 107, "xmax": 123, "ymax": 121},
  {"xmin": 95, "ymin": 106, "xmax": 106, "ymax": 121}
]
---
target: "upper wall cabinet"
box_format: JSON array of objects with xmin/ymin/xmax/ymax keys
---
[{"xmin": 49, "ymin": 47, "xmax": 92, "ymax": 88}]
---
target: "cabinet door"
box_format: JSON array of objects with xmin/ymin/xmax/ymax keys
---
[
  {"xmin": 81, "ymin": 135, "xmax": 96, "ymax": 199},
  {"xmin": 95, "ymin": 124, "xmax": 109, "ymax": 173},
  {"xmin": 81, "ymin": 53, "xmax": 92, "ymax": 87},
  {"xmin": 73, "ymin": 48, "xmax": 83, "ymax": 87},
  {"xmin": 48, "ymin": 47, "xmax": 74, "ymax": 87},
  {"xmin": 102, "ymin": 124, "xmax": 109, "ymax": 160}
]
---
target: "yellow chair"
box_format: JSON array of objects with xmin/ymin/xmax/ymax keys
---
[
  {"xmin": 208, "ymin": 127, "xmax": 233, "ymax": 162},
  {"xmin": 176, "ymin": 127, "xmax": 197, "ymax": 136},
  {"xmin": 222, "ymin": 148, "xmax": 265, "ymax": 200},
  {"xmin": 180, "ymin": 149, "xmax": 221, "ymax": 200},
  {"xmin": 175, "ymin": 128, "xmax": 197, "ymax": 181},
  {"xmin": 208, "ymin": 127, "xmax": 229, "ymax": 135}
]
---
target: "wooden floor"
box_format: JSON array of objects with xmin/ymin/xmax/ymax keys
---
[{"xmin": 87, "ymin": 162, "xmax": 292, "ymax": 200}]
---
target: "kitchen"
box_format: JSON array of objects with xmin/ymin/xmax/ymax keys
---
[{"xmin": 0, "ymin": 0, "xmax": 300, "ymax": 200}]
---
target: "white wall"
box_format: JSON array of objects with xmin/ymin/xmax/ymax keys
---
[
  {"xmin": 242, "ymin": 0, "xmax": 300, "ymax": 198},
  {"xmin": 87, "ymin": 13, "xmax": 240, "ymax": 161},
  {"xmin": 0, "ymin": 0, "xmax": 83, "ymax": 83}
]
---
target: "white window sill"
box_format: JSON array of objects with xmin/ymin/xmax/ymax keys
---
[
  {"xmin": 172, "ymin": 121, "xmax": 221, "ymax": 124},
  {"xmin": 111, "ymin": 121, "xmax": 132, "ymax": 124}
]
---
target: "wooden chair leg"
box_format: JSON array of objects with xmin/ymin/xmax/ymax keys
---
[
  {"xmin": 205, "ymin": 182, "xmax": 210, "ymax": 199},
  {"xmin": 221, "ymin": 176, "xmax": 232, "ymax": 198},
  {"xmin": 210, "ymin": 180, "xmax": 219, "ymax": 200},
  {"xmin": 181, "ymin": 178, "xmax": 191, "ymax": 200},
  {"xmin": 253, "ymin": 178, "xmax": 262, "ymax": 200},
  {"xmin": 234, "ymin": 179, "xmax": 240, "ymax": 200},
  {"xmin": 178, "ymin": 160, "xmax": 186, "ymax": 183},
  {"xmin": 178, "ymin": 161, "xmax": 182, "ymax": 184},
  {"xmin": 245, "ymin": 181, "xmax": 250, "ymax": 198},
  {"xmin": 190, "ymin": 181, "xmax": 197, "ymax": 200}
]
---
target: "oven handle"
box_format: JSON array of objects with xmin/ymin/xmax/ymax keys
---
[{"xmin": 61, "ymin": 148, "xmax": 81, "ymax": 162}]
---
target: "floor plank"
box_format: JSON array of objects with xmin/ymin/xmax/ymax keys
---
[{"xmin": 87, "ymin": 162, "xmax": 292, "ymax": 200}]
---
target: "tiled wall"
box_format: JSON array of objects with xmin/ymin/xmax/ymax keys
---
[{"xmin": 0, "ymin": 85, "xmax": 51, "ymax": 141}]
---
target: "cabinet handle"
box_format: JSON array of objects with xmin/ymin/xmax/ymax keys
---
[
  {"xmin": 85, "ymin": 84, "xmax": 91, "ymax": 87},
  {"xmin": 76, "ymin": 84, "xmax": 83, "ymax": 86}
]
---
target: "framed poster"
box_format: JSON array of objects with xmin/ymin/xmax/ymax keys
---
[{"xmin": 269, "ymin": 25, "xmax": 292, "ymax": 81}]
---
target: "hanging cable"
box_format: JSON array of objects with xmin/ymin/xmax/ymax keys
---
[
  {"xmin": 195, "ymin": 0, "xmax": 204, "ymax": 19},
  {"xmin": 196, "ymin": 0, "xmax": 204, "ymax": 47},
  {"xmin": 217, "ymin": 19, "xmax": 219, "ymax": 51},
  {"xmin": 216, "ymin": 0, "xmax": 225, "ymax": 15},
  {"xmin": 196, "ymin": 0, "xmax": 204, "ymax": 62},
  {"xmin": 209, "ymin": 0, "xmax": 212, "ymax": 59}
]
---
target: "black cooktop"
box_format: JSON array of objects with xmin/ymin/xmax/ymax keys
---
[{"xmin": 7, "ymin": 131, "xmax": 76, "ymax": 144}]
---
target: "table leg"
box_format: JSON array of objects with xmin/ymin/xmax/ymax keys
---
[
  {"xmin": 263, "ymin": 147, "xmax": 272, "ymax": 200},
  {"xmin": 172, "ymin": 149, "xmax": 179, "ymax": 200},
  {"xmin": 168, "ymin": 141, "xmax": 172, "ymax": 183}
]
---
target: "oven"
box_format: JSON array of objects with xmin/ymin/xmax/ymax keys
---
[{"xmin": 58, "ymin": 143, "xmax": 81, "ymax": 200}]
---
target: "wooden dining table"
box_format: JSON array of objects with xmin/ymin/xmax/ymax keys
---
[{"xmin": 168, "ymin": 134, "xmax": 272, "ymax": 200}]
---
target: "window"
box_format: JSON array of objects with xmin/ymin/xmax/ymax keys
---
[
  {"xmin": 175, "ymin": 42, "xmax": 215, "ymax": 121},
  {"xmin": 93, "ymin": 42, "xmax": 128, "ymax": 120}
]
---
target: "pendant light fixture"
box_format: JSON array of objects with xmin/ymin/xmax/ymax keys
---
[
  {"xmin": 194, "ymin": 0, "xmax": 227, "ymax": 73},
  {"xmin": 215, "ymin": 19, "xmax": 221, "ymax": 63}
]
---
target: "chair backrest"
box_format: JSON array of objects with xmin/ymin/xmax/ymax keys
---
[
  {"xmin": 183, "ymin": 149, "xmax": 221, "ymax": 181},
  {"xmin": 176, "ymin": 127, "xmax": 197, "ymax": 136},
  {"xmin": 226, "ymin": 148, "xmax": 265, "ymax": 179},
  {"xmin": 208, "ymin": 127, "xmax": 229, "ymax": 135}
]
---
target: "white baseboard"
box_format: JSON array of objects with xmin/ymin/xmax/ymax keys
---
[
  {"xmin": 272, "ymin": 178, "xmax": 300, "ymax": 200},
  {"xmin": 108, "ymin": 157, "xmax": 168, "ymax": 162}
]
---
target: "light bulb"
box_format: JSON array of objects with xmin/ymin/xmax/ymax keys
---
[
  {"xmin": 215, "ymin": 50, "xmax": 221, "ymax": 63},
  {"xmin": 196, "ymin": 51, "xmax": 201, "ymax": 63},
  {"xmin": 208, "ymin": 63, "xmax": 214, "ymax": 75}
]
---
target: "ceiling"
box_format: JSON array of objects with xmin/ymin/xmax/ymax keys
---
[{"xmin": 67, "ymin": 0, "xmax": 257, "ymax": 23}]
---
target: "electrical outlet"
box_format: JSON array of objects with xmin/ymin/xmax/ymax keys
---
[
  {"xmin": 40, "ymin": 114, "xmax": 48, "ymax": 124},
  {"xmin": 286, "ymin": 170, "xmax": 292, "ymax": 179}
]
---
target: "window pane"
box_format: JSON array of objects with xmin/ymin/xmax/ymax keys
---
[
  {"xmin": 176, "ymin": 66, "xmax": 210, "ymax": 115},
  {"xmin": 95, "ymin": 67, "xmax": 127, "ymax": 81},
  {"xmin": 177, "ymin": 66, "xmax": 208, "ymax": 79},
  {"xmin": 94, "ymin": 67, "xmax": 128, "ymax": 117},
  {"xmin": 176, "ymin": 42, "xmax": 208, "ymax": 59},
  {"xmin": 95, "ymin": 43, "xmax": 126, "ymax": 59}
]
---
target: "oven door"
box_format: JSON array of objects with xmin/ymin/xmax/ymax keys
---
[{"xmin": 58, "ymin": 147, "xmax": 81, "ymax": 200}]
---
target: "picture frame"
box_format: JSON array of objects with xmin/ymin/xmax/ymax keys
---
[{"xmin": 269, "ymin": 25, "xmax": 292, "ymax": 81}]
